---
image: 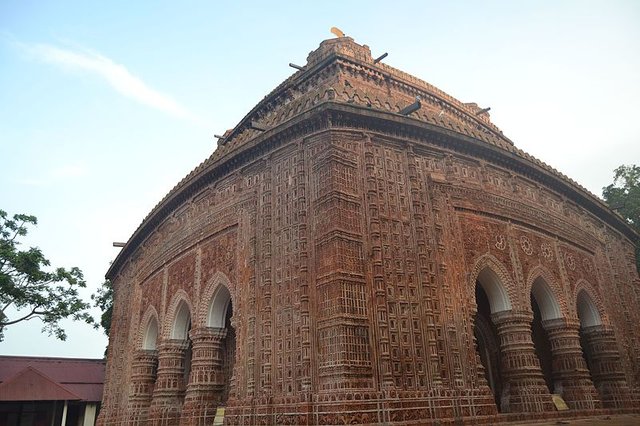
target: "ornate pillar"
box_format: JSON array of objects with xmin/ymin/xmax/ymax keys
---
[
  {"xmin": 581, "ymin": 325, "xmax": 632, "ymax": 408},
  {"xmin": 492, "ymin": 310, "xmax": 554, "ymax": 413},
  {"xmin": 148, "ymin": 339, "xmax": 189, "ymax": 426},
  {"xmin": 542, "ymin": 318, "xmax": 600, "ymax": 409},
  {"xmin": 127, "ymin": 350, "xmax": 159, "ymax": 424},
  {"xmin": 180, "ymin": 327, "xmax": 227, "ymax": 426}
]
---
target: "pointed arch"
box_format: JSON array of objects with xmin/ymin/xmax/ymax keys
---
[
  {"xmin": 576, "ymin": 289, "xmax": 603, "ymax": 328},
  {"xmin": 208, "ymin": 285, "xmax": 232, "ymax": 328},
  {"xmin": 198, "ymin": 272, "xmax": 234, "ymax": 327},
  {"xmin": 164, "ymin": 290, "xmax": 193, "ymax": 340},
  {"xmin": 470, "ymin": 254, "xmax": 514, "ymax": 313},
  {"xmin": 574, "ymin": 280, "xmax": 607, "ymax": 327},
  {"xmin": 172, "ymin": 301, "xmax": 191, "ymax": 339},
  {"xmin": 143, "ymin": 318, "xmax": 159, "ymax": 350},
  {"xmin": 138, "ymin": 306, "xmax": 160, "ymax": 350},
  {"xmin": 527, "ymin": 266, "xmax": 563, "ymax": 321}
]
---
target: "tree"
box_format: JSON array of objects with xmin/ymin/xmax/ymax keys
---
[
  {"xmin": 602, "ymin": 164, "xmax": 640, "ymax": 273},
  {"xmin": 0, "ymin": 209, "xmax": 94, "ymax": 341},
  {"xmin": 92, "ymin": 279, "xmax": 113, "ymax": 336}
]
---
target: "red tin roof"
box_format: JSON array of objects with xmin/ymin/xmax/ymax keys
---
[{"xmin": 0, "ymin": 356, "xmax": 105, "ymax": 402}]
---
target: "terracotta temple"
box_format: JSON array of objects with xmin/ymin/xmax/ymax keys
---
[{"xmin": 98, "ymin": 37, "xmax": 640, "ymax": 425}]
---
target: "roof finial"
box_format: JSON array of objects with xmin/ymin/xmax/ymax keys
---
[{"xmin": 330, "ymin": 27, "xmax": 345, "ymax": 38}]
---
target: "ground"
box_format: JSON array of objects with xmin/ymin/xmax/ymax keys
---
[{"xmin": 516, "ymin": 414, "xmax": 640, "ymax": 425}]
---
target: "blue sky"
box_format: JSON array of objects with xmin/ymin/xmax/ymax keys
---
[{"xmin": 1, "ymin": 1, "xmax": 638, "ymax": 358}]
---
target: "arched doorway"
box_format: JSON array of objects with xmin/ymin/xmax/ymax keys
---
[
  {"xmin": 474, "ymin": 283, "xmax": 501, "ymax": 408},
  {"xmin": 576, "ymin": 289, "xmax": 631, "ymax": 408},
  {"xmin": 180, "ymin": 283, "xmax": 237, "ymax": 424},
  {"xmin": 577, "ymin": 290, "xmax": 602, "ymax": 328},
  {"xmin": 171, "ymin": 301, "xmax": 193, "ymax": 400},
  {"xmin": 143, "ymin": 317, "xmax": 159, "ymax": 350},
  {"xmin": 576, "ymin": 290, "xmax": 602, "ymax": 382},
  {"xmin": 207, "ymin": 285, "xmax": 236, "ymax": 406},
  {"xmin": 472, "ymin": 262, "xmax": 554, "ymax": 413},
  {"xmin": 147, "ymin": 299, "xmax": 194, "ymax": 425},
  {"xmin": 473, "ymin": 266, "xmax": 512, "ymax": 410},
  {"xmin": 221, "ymin": 302, "xmax": 235, "ymax": 403},
  {"xmin": 172, "ymin": 300, "xmax": 192, "ymax": 340},
  {"xmin": 128, "ymin": 315, "xmax": 160, "ymax": 424},
  {"xmin": 530, "ymin": 298, "xmax": 553, "ymax": 392},
  {"xmin": 530, "ymin": 277, "xmax": 561, "ymax": 393}
]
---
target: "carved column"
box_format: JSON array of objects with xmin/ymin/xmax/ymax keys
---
[
  {"xmin": 148, "ymin": 339, "xmax": 189, "ymax": 426},
  {"xmin": 492, "ymin": 310, "xmax": 554, "ymax": 413},
  {"xmin": 127, "ymin": 350, "xmax": 159, "ymax": 424},
  {"xmin": 180, "ymin": 327, "xmax": 227, "ymax": 426},
  {"xmin": 581, "ymin": 325, "xmax": 632, "ymax": 408},
  {"xmin": 542, "ymin": 318, "xmax": 600, "ymax": 409}
]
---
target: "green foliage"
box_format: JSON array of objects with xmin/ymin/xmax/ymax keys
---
[
  {"xmin": 0, "ymin": 209, "xmax": 94, "ymax": 341},
  {"xmin": 602, "ymin": 164, "xmax": 640, "ymax": 273},
  {"xmin": 92, "ymin": 279, "xmax": 113, "ymax": 336}
]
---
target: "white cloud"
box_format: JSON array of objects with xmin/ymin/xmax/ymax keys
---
[{"xmin": 20, "ymin": 41, "xmax": 196, "ymax": 121}]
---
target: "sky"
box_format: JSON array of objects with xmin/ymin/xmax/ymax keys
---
[{"xmin": 1, "ymin": 1, "xmax": 638, "ymax": 359}]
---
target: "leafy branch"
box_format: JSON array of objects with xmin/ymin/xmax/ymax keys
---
[
  {"xmin": 0, "ymin": 209, "xmax": 94, "ymax": 341},
  {"xmin": 603, "ymin": 165, "xmax": 640, "ymax": 274}
]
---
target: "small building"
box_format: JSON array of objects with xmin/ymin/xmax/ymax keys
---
[{"xmin": 0, "ymin": 356, "xmax": 105, "ymax": 426}]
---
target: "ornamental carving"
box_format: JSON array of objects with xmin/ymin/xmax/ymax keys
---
[
  {"xmin": 495, "ymin": 234, "xmax": 506, "ymax": 251},
  {"xmin": 465, "ymin": 224, "xmax": 487, "ymax": 248},
  {"xmin": 565, "ymin": 253, "xmax": 576, "ymax": 271},
  {"xmin": 520, "ymin": 236, "xmax": 533, "ymax": 255},
  {"xmin": 540, "ymin": 243, "xmax": 553, "ymax": 260}
]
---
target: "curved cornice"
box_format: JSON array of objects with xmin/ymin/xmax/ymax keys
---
[
  {"xmin": 106, "ymin": 100, "xmax": 638, "ymax": 280},
  {"xmin": 106, "ymin": 38, "xmax": 638, "ymax": 280}
]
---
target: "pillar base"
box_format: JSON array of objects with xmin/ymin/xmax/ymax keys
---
[
  {"xmin": 543, "ymin": 319, "xmax": 601, "ymax": 410},
  {"xmin": 147, "ymin": 400, "xmax": 183, "ymax": 426},
  {"xmin": 499, "ymin": 380, "xmax": 554, "ymax": 413},
  {"xmin": 493, "ymin": 311, "xmax": 554, "ymax": 413},
  {"xmin": 556, "ymin": 381, "xmax": 601, "ymax": 410},
  {"xmin": 180, "ymin": 394, "xmax": 224, "ymax": 426},
  {"xmin": 127, "ymin": 349, "xmax": 159, "ymax": 424},
  {"xmin": 147, "ymin": 340, "xmax": 189, "ymax": 426},
  {"xmin": 582, "ymin": 325, "xmax": 633, "ymax": 409},
  {"xmin": 178, "ymin": 327, "xmax": 228, "ymax": 426}
]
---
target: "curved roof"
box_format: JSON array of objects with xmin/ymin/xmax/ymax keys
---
[{"xmin": 107, "ymin": 37, "xmax": 637, "ymax": 279}]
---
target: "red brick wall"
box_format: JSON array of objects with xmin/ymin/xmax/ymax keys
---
[{"xmin": 99, "ymin": 37, "xmax": 640, "ymax": 425}]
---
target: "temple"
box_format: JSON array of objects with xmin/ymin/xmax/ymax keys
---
[{"xmin": 98, "ymin": 36, "xmax": 640, "ymax": 425}]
